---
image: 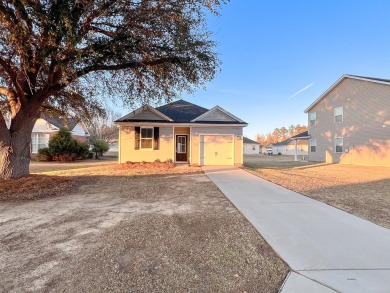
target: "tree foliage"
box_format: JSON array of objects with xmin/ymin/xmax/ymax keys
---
[
  {"xmin": 256, "ymin": 124, "xmax": 308, "ymax": 145},
  {"xmin": 91, "ymin": 139, "xmax": 109, "ymax": 158},
  {"xmin": 0, "ymin": 0, "xmax": 225, "ymax": 179},
  {"xmin": 86, "ymin": 107, "xmax": 119, "ymax": 144}
]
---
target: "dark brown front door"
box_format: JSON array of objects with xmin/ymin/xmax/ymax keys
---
[{"xmin": 176, "ymin": 135, "xmax": 188, "ymax": 162}]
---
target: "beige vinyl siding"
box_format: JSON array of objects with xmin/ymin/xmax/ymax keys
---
[
  {"xmin": 196, "ymin": 109, "xmax": 237, "ymax": 122},
  {"xmin": 119, "ymin": 126, "xmax": 174, "ymax": 163},
  {"xmin": 308, "ymin": 78, "xmax": 390, "ymax": 166},
  {"xmin": 191, "ymin": 126, "xmax": 243, "ymax": 166}
]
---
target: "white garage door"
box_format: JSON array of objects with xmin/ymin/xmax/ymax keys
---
[{"xmin": 200, "ymin": 135, "xmax": 233, "ymax": 166}]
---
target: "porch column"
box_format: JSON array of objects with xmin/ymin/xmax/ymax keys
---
[{"xmin": 294, "ymin": 139, "xmax": 298, "ymax": 161}]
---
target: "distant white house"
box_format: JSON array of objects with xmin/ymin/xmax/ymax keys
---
[
  {"xmin": 271, "ymin": 132, "xmax": 309, "ymax": 156},
  {"xmin": 31, "ymin": 117, "xmax": 90, "ymax": 153},
  {"xmin": 243, "ymin": 137, "xmax": 260, "ymax": 154}
]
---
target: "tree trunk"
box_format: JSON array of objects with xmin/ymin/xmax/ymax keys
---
[
  {"xmin": 0, "ymin": 134, "xmax": 32, "ymax": 180},
  {"xmin": 0, "ymin": 111, "xmax": 37, "ymax": 180}
]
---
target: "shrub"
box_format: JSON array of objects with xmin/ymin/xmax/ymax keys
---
[
  {"xmin": 75, "ymin": 142, "xmax": 90, "ymax": 159},
  {"xmin": 49, "ymin": 128, "xmax": 78, "ymax": 157},
  {"xmin": 91, "ymin": 139, "xmax": 110, "ymax": 158},
  {"xmin": 154, "ymin": 159, "xmax": 161, "ymax": 162},
  {"xmin": 165, "ymin": 158, "xmax": 173, "ymax": 163},
  {"xmin": 48, "ymin": 128, "xmax": 89, "ymax": 161},
  {"xmin": 37, "ymin": 147, "xmax": 52, "ymax": 161}
]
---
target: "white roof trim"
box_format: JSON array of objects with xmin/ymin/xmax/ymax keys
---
[
  {"xmin": 117, "ymin": 105, "xmax": 173, "ymax": 122},
  {"xmin": 190, "ymin": 106, "xmax": 245, "ymax": 123},
  {"xmin": 305, "ymin": 74, "xmax": 390, "ymax": 113}
]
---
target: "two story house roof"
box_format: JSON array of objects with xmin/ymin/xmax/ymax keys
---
[{"xmin": 305, "ymin": 75, "xmax": 390, "ymax": 113}]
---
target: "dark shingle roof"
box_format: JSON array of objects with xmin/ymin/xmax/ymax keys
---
[
  {"xmin": 243, "ymin": 137, "xmax": 258, "ymax": 144},
  {"xmin": 290, "ymin": 131, "xmax": 310, "ymax": 139},
  {"xmin": 156, "ymin": 100, "xmax": 209, "ymax": 123},
  {"xmin": 116, "ymin": 99, "xmax": 247, "ymax": 124},
  {"xmin": 273, "ymin": 139, "xmax": 291, "ymax": 146},
  {"xmin": 45, "ymin": 117, "xmax": 80, "ymax": 131}
]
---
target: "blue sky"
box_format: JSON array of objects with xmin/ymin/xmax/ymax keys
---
[{"xmin": 180, "ymin": 0, "xmax": 390, "ymax": 139}]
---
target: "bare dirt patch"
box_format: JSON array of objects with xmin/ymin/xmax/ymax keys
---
[
  {"xmin": 0, "ymin": 175, "xmax": 75, "ymax": 201},
  {"xmin": 0, "ymin": 163, "xmax": 288, "ymax": 292},
  {"xmin": 245, "ymin": 155, "xmax": 390, "ymax": 229},
  {"xmin": 29, "ymin": 156, "xmax": 117, "ymax": 173}
]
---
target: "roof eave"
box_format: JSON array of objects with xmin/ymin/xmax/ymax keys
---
[{"xmin": 115, "ymin": 105, "xmax": 174, "ymax": 122}]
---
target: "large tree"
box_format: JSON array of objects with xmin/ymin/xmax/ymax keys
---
[{"xmin": 0, "ymin": 0, "xmax": 223, "ymax": 179}]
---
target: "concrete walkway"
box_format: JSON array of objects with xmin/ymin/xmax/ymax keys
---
[{"xmin": 203, "ymin": 166, "xmax": 390, "ymax": 293}]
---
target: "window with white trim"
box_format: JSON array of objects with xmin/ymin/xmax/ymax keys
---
[
  {"xmin": 140, "ymin": 127, "xmax": 153, "ymax": 149},
  {"xmin": 334, "ymin": 107, "xmax": 343, "ymax": 123},
  {"xmin": 31, "ymin": 134, "xmax": 49, "ymax": 153},
  {"xmin": 310, "ymin": 139, "xmax": 316, "ymax": 152},
  {"xmin": 309, "ymin": 112, "xmax": 316, "ymax": 126},
  {"xmin": 335, "ymin": 137, "xmax": 343, "ymax": 153}
]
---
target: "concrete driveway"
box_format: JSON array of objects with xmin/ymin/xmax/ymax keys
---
[{"xmin": 203, "ymin": 166, "xmax": 390, "ymax": 293}]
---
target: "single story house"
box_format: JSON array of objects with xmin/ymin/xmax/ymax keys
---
[
  {"xmin": 31, "ymin": 117, "xmax": 90, "ymax": 154},
  {"xmin": 115, "ymin": 99, "xmax": 247, "ymax": 165},
  {"xmin": 243, "ymin": 137, "xmax": 260, "ymax": 154},
  {"xmin": 305, "ymin": 74, "xmax": 390, "ymax": 166},
  {"xmin": 271, "ymin": 137, "xmax": 308, "ymax": 156}
]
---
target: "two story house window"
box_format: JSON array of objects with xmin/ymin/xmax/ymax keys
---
[
  {"xmin": 309, "ymin": 112, "xmax": 316, "ymax": 126},
  {"xmin": 334, "ymin": 107, "xmax": 343, "ymax": 123},
  {"xmin": 310, "ymin": 139, "xmax": 316, "ymax": 152},
  {"xmin": 335, "ymin": 137, "xmax": 343, "ymax": 153}
]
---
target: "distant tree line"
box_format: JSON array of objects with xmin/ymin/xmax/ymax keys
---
[{"xmin": 256, "ymin": 124, "xmax": 308, "ymax": 145}]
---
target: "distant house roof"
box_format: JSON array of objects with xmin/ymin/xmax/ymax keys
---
[
  {"xmin": 273, "ymin": 139, "xmax": 291, "ymax": 146},
  {"xmin": 116, "ymin": 99, "xmax": 247, "ymax": 125},
  {"xmin": 272, "ymin": 135, "xmax": 308, "ymax": 146},
  {"xmin": 243, "ymin": 137, "xmax": 259, "ymax": 144},
  {"xmin": 45, "ymin": 117, "xmax": 80, "ymax": 131},
  {"xmin": 305, "ymin": 74, "xmax": 390, "ymax": 112},
  {"xmin": 290, "ymin": 131, "xmax": 310, "ymax": 140}
]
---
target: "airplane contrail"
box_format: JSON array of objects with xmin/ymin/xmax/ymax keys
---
[{"xmin": 289, "ymin": 82, "xmax": 314, "ymax": 99}]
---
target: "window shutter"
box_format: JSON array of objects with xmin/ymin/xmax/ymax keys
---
[
  {"xmin": 135, "ymin": 127, "xmax": 140, "ymax": 150},
  {"xmin": 154, "ymin": 127, "xmax": 159, "ymax": 150}
]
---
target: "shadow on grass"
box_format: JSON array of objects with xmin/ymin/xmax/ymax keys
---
[{"xmin": 0, "ymin": 169, "xmax": 205, "ymax": 202}]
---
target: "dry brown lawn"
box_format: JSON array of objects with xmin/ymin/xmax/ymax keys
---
[
  {"xmin": 245, "ymin": 154, "xmax": 390, "ymax": 229},
  {"xmin": 0, "ymin": 161, "xmax": 288, "ymax": 292}
]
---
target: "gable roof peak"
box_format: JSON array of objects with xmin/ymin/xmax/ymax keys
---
[
  {"xmin": 305, "ymin": 74, "xmax": 390, "ymax": 113},
  {"xmin": 191, "ymin": 105, "xmax": 245, "ymax": 123}
]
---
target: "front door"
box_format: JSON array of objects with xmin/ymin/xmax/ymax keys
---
[{"xmin": 176, "ymin": 135, "xmax": 188, "ymax": 162}]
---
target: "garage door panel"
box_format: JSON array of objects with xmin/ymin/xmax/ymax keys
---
[{"xmin": 201, "ymin": 135, "xmax": 233, "ymax": 165}]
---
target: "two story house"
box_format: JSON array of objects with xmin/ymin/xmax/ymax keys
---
[{"xmin": 305, "ymin": 75, "xmax": 390, "ymax": 167}]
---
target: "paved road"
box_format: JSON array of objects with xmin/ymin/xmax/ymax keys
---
[{"xmin": 203, "ymin": 166, "xmax": 390, "ymax": 293}]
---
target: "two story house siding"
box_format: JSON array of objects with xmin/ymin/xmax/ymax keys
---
[{"xmin": 305, "ymin": 75, "xmax": 390, "ymax": 167}]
